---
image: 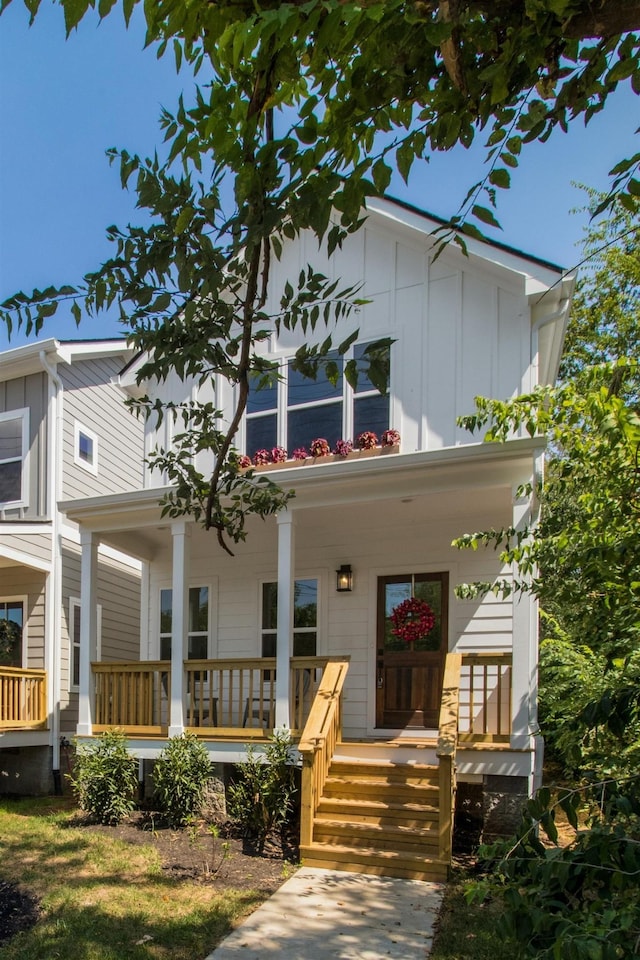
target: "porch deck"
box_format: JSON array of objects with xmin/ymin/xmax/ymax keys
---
[{"xmin": 83, "ymin": 650, "xmax": 513, "ymax": 879}]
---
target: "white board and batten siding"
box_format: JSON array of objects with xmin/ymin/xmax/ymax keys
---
[{"xmin": 60, "ymin": 356, "xmax": 145, "ymax": 501}]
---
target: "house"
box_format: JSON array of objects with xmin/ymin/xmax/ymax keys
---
[
  {"xmin": 62, "ymin": 197, "xmax": 574, "ymax": 879},
  {"xmin": 0, "ymin": 338, "xmax": 144, "ymax": 794}
]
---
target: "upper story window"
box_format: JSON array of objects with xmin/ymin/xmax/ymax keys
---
[
  {"xmin": 245, "ymin": 342, "xmax": 390, "ymax": 459},
  {"xmin": 160, "ymin": 586, "xmax": 209, "ymax": 660},
  {"xmin": 0, "ymin": 409, "xmax": 28, "ymax": 507},
  {"xmin": 74, "ymin": 422, "xmax": 98, "ymax": 474}
]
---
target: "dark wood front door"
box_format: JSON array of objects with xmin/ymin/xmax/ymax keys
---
[{"xmin": 376, "ymin": 573, "xmax": 448, "ymax": 729}]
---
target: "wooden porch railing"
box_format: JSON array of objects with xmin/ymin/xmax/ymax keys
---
[
  {"xmin": 457, "ymin": 652, "xmax": 512, "ymax": 742},
  {"xmin": 0, "ymin": 667, "xmax": 47, "ymax": 730},
  {"xmin": 91, "ymin": 657, "xmax": 333, "ymax": 736},
  {"xmin": 298, "ymin": 658, "xmax": 350, "ymax": 849},
  {"xmin": 436, "ymin": 650, "xmax": 514, "ymax": 861},
  {"xmin": 93, "ymin": 661, "xmax": 170, "ymax": 735}
]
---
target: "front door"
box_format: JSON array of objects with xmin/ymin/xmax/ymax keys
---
[{"xmin": 376, "ymin": 573, "xmax": 448, "ymax": 729}]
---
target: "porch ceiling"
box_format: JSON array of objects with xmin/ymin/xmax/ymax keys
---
[{"xmin": 61, "ymin": 438, "xmax": 541, "ymax": 560}]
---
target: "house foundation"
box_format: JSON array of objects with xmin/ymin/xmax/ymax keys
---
[{"xmin": 0, "ymin": 746, "xmax": 54, "ymax": 796}]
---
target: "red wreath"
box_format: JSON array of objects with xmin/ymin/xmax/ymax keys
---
[{"xmin": 390, "ymin": 597, "xmax": 436, "ymax": 644}]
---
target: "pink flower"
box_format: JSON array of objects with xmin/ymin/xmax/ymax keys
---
[
  {"xmin": 253, "ymin": 449, "xmax": 272, "ymax": 466},
  {"xmin": 310, "ymin": 438, "xmax": 330, "ymax": 457},
  {"xmin": 238, "ymin": 455, "xmax": 252, "ymax": 469},
  {"xmin": 381, "ymin": 429, "xmax": 400, "ymax": 447},
  {"xmin": 334, "ymin": 439, "xmax": 353, "ymax": 457},
  {"xmin": 357, "ymin": 431, "xmax": 378, "ymax": 450},
  {"xmin": 271, "ymin": 446, "xmax": 288, "ymax": 463},
  {"xmin": 292, "ymin": 447, "xmax": 309, "ymax": 461}
]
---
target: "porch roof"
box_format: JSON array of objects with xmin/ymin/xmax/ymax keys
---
[{"xmin": 60, "ymin": 438, "xmax": 543, "ymax": 560}]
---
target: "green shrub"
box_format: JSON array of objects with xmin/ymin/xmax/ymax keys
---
[
  {"xmin": 152, "ymin": 732, "xmax": 212, "ymax": 828},
  {"xmin": 68, "ymin": 729, "xmax": 138, "ymax": 824},
  {"xmin": 227, "ymin": 729, "xmax": 298, "ymax": 852}
]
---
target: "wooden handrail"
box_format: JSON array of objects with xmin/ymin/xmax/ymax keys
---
[
  {"xmin": 436, "ymin": 652, "xmax": 462, "ymax": 863},
  {"xmin": 0, "ymin": 667, "xmax": 47, "ymax": 729},
  {"xmin": 298, "ymin": 658, "xmax": 350, "ymax": 849}
]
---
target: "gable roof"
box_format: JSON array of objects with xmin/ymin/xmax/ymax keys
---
[{"xmin": 0, "ymin": 338, "xmax": 134, "ymax": 381}]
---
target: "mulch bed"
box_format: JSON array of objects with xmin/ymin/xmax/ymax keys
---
[{"xmin": 0, "ymin": 811, "xmax": 298, "ymax": 947}]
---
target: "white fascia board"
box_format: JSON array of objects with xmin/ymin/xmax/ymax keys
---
[
  {"xmin": 0, "ymin": 338, "xmax": 61, "ymax": 380},
  {"xmin": 55, "ymin": 339, "xmax": 134, "ymax": 365},
  {"xmin": 366, "ymin": 197, "xmax": 566, "ymax": 293}
]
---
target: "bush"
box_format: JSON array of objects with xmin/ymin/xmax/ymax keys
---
[
  {"xmin": 68, "ymin": 729, "xmax": 138, "ymax": 824},
  {"xmin": 227, "ymin": 729, "xmax": 298, "ymax": 852},
  {"xmin": 472, "ymin": 778, "xmax": 640, "ymax": 959},
  {"xmin": 153, "ymin": 732, "xmax": 212, "ymax": 828}
]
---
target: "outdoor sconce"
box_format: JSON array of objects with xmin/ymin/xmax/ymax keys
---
[{"xmin": 336, "ymin": 564, "xmax": 353, "ymax": 592}]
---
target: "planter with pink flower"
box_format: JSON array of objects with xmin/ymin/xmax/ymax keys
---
[{"xmin": 239, "ymin": 430, "xmax": 400, "ymax": 471}]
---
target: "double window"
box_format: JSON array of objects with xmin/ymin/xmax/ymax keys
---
[
  {"xmin": 0, "ymin": 599, "xmax": 24, "ymax": 667},
  {"xmin": 246, "ymin": 343, "xmax": 390, "ymax": 459},
  {"xmin": 261, "ymin": 579, "xmax": 318, "ymax": 658},
  {"xmin": 0, "ymin": 409, "xmax": 28, "ymax": 507},
  {"xmin": 159, "ymin": 586, "xmax": 209, "ymax": 660}
]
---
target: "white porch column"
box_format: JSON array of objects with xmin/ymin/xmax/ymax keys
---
[
  {"xmin": 510, "ymin": 474, "xmax": 539, "ymax": 761},
  {"xmin": 275, "ymin": 511, "xmax": 296, "ymax": 729},
  {"xmin": 77, "ymin": 530, "xmax": 98, "ymax": 736},
  {"xmin": 168, "ymin": 521, "xmax": 191, "ymax": 737}
]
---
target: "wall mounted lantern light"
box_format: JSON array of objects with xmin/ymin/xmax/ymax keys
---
[{"xmin": 336, "ymin": 564, "xmax": 353, "ymax": 592}]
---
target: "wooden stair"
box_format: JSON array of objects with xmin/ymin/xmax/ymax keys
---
[{"xmin": 299, "ymin": 758, "xmax": 449, "ymax": 882}]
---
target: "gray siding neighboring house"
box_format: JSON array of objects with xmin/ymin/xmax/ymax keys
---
[{"xmin": 0, "ymin": 339, "xmax": 144, "ymax": 794}]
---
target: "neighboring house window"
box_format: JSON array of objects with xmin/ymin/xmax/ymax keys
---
[
  {"xmin": 0, "ymin": 598, "xmax": 24, "ymax": 667},
  {"xmin": 0, "ymin": 408, "xmax": 28, "ymax": 506},
  {"xmin": 246, "ymin": 342, "xmax": 390, "ymax": 459},
  {"xmin": 160, "ymin": 586, "xmax": 209, "ymax": 660},
  {"xmin": 261, "ymin": 579, "xmax": 318, "ymax": 657},
  {"xmin": 74, "ymin": 422, "xmax": 98, "ymax": 474},
  {"xmin": 69, "ymin": 598, "xmax": 102, "ymax": 691}
]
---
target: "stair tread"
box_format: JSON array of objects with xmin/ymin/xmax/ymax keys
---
[
  {"xmin": 315, "ymin": 818, "xmax": 437, "ymax": 836},
  {"xmin": 331, "ymin": 760, "xmax": 438, "ymax": 771},
  {"xmin": 319, "ymin": 796, "xmax": 438, "ymax": 810},
  {"xmin": 301, "ymin": 841, "xmax": 446, "ymax": 865}
]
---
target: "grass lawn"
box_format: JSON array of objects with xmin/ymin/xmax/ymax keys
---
[
  {"xmin": 0, "ymin": 797, "xmax": 277, "ymax": 960},
  {"xmin": 0, "ymin": 797, "xmax": 523, "ymax": 960}
]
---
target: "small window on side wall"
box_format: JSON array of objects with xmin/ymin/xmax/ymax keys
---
[{"xmin": 74, "ymin": 422, "xmax": 98, "ymax": 474}]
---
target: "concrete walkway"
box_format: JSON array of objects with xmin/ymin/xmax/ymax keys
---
[{"xmin": 206, "ymin": 867, "xmax": 445, "ymax": 959}]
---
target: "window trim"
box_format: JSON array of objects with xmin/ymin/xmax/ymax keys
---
[
  {"xmin": 68, "ymin": 597, "xmax": 102, "ymax": 693},
  {"xmin": 0, "ymin": 408, "xmax": 29, "ymax": 508},
  {"xmin": 74, "ymin": 421, "xmax": 99, "ymax": 475},
  {"xmin": 157, "ymin": 583, "xmax": 212, "ymax": 661},
  {"xmin": 259, "ymin": 575, "xmax": 322, "ymax": 659},
  {"xmin": 0, "ymin": 595, "xmax": 27, "ymax": 669},
  {"xmin": 244, "ymin": 341, "xmax": 391, "ymax": 457}
]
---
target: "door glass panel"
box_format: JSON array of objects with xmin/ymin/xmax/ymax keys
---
[
  {"xmin": 383, "ymin": 580, "xmax": 411, "ymax": 652},
  {"xmin": 382, "ymin": 577, "xmax": 443, "ymax": 652},
  {"xmin": 414, "ymin": 578, "xmax": 443, "ymax": 651}
]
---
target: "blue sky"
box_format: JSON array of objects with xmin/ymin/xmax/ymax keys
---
[{"xmin": 1, "ymin": 0, "xmax": 638, "ymax": 350}]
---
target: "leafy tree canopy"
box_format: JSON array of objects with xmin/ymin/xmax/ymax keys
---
[{"xmin": 2, "ymin": 1, "xmax": 639, "ymax": 551}]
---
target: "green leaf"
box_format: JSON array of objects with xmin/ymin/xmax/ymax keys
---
[
  {"xmin": 489, "ymin": 167, "xmax": 511, "ymax": 189},
  {"xmin": 471, "ymin": 205, "xmax": 502, "ymax": 229}
]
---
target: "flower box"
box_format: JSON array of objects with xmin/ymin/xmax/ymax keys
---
[{"xmin": 246, "ymin": 444, "xmax": 400, "ymax": 472}]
